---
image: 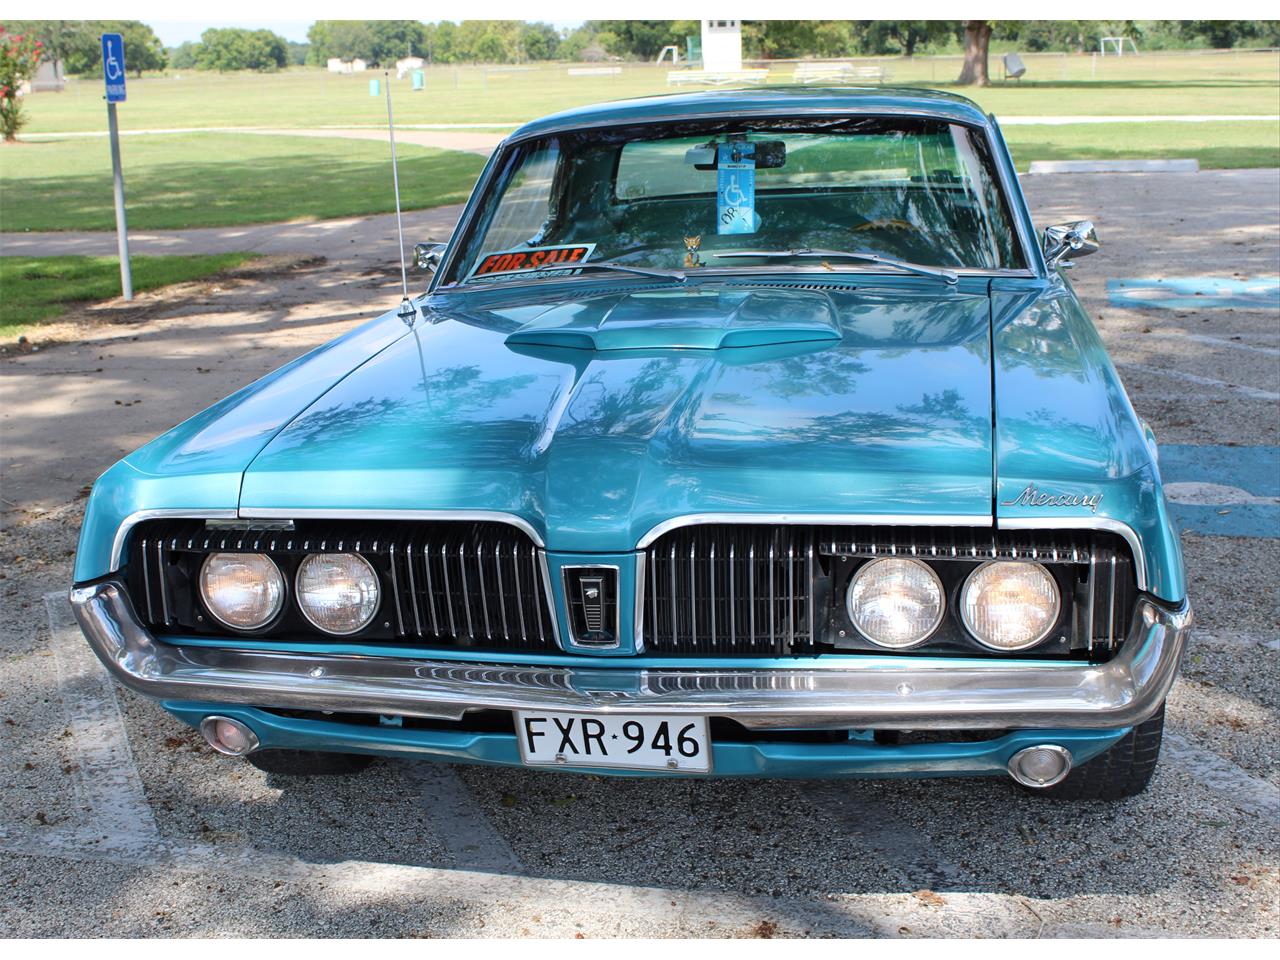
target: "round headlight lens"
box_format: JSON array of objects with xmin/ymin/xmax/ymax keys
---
[
  {"xmin": 199, "ymin": 553, "xmax": 284, "ymax": 631},
  {"xmin": 295, "ymin": 553, "xmax": 380, "ymax": 635},
  {"xmin": 846, "ymin": 558, "xmax": 945, "ymax": 649},
  {"xmin": 961, "ymin": 561, "xmax": 1061, "ymax": 651}
]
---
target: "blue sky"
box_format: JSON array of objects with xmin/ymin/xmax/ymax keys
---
[{"xmin": 148, "ymin": 20, "xmax": 586, "ymax": 47}]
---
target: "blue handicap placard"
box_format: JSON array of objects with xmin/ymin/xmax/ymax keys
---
[
  {"xmin": 102, "ymin": 33, "xmax": 127, "ymax": 102},
  {"xmin": 717, "ymin": 142, "xmax": 756, "ymax": 235}
]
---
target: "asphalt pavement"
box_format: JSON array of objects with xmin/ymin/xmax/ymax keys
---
[{"xmin": 0, "ymin": 169, "xmax": 1276, "ymax": 937}]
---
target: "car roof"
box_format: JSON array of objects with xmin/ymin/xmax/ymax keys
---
[{"xmin": 507, "ymin": 85, "xmax": 993, "ymax": 142}]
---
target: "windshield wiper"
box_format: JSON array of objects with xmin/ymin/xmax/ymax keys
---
[
  {"xmin": 573, "ymin": 261, "xmax": 686, "ymax": 280},
  {"xmin": 713, "ymin": 249, "xmax": 958, "ymax": 285}
]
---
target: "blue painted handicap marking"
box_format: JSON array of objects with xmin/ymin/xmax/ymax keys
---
[
  {"xmin": 1109, "ymin": 277, "xmax": 1280, "ymax": 311},
  {"xmin": 1160, "ymin": 444, "xmax": 1280, "ymax": 538}
]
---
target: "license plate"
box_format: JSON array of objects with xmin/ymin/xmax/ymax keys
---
[{"xmin": 515, "ymin": 711, "xmax": 711, "ymax": 773}]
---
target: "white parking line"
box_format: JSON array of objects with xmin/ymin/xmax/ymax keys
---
[
  {"xmin": 1109, "ymin": 331, "xmax": 1280, "ymax": 358},
  {"xmin": 412, "ymin": 763, "xmax": 524, "ymax": 872},
  {"xmin": 811, "ymin": 784, "xmax": 966, "ymax": 889},
  {"xmin": 1164, "ymin": 733, "xmax": 1280, "ymax": 819},
  {"xmin": 1115, "ymin": 363, "xmax": 1280, "ymax": 402},
  {"xmin": 1194, "ymin": 631, "xmax": 1280, "ymax": 652},
  {"xmin": 42, "ymin": 591, "xmax": 164, "ymax": 857}
]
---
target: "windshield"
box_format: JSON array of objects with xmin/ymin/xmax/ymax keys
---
[{"xmin": 443, "ymin": 117, "xmax": 1026, "ymax": 286}]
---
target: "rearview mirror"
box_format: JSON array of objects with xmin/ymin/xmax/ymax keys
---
[
  {"xmin": 685, "ymin": 140, "xmax": 787, "ymax": 171},
  {"xmin": 1043, "ymin": 221, "xmax": 1099, "ymax": 268}
]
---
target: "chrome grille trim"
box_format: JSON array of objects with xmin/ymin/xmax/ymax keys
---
[
  {"xmin": 638, "ymin": 523, "xmax": 1135, "ymax": 657},
  {"xmin": 641, "ymin": 526, "xmax": 817, "ymax": 656},
  {"xmin": 127, "ymin": 519, "xmax": 558, "ymax": 652}
]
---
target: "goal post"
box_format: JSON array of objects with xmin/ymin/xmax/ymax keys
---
[{"xmin": 1099, "ymin": 37, "xmax": 1139, "ymax": 56}]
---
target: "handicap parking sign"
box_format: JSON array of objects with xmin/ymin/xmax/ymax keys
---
[{"xmin": 102, "ymin": 33, "xmax": 126, "ymax": 102}]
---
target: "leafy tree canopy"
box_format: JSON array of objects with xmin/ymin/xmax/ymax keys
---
[
  {"xmin": 195, "ymin": 28, "xmax": 287, "ymax": 72},
  {"xmin": 6, "ymin": 20, "xmax": 165, "ymax": 75}
]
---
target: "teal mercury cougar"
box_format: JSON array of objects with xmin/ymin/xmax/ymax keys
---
[{"xmin": 71, "ymin": 88, "xmax": 1191, "ymax": 798}]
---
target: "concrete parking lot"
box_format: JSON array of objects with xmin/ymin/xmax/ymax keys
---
[{"xmin": 0, "ymin": 169, "xmax": 1277, "ymax": 937}]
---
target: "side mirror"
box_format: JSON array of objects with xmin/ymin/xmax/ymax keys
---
[
  {"xmin": 414, "ymin": 242, "xmax": 446, "ymax": 272},
  {"xmin": 1043, "ymin": 220, "xmax": 1099, "ymax": 268}
]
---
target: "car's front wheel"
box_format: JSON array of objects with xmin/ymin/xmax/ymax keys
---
[
  {"xmin": 1025, "ymin": 703, "xmax": 1165, "ymax": 800},
  {"xmin": 245, "ymin": 749, "xmax": 374, "ymax": 777}
]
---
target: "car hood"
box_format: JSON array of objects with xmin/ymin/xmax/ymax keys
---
[{"xmin": 239, "ymin": 283, "xmax": 996, "ymax": 552}]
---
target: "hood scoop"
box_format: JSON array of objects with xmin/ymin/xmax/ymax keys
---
[{"xmin": 504, "ymin": 288, "xmax": 842, "ymax": 352}]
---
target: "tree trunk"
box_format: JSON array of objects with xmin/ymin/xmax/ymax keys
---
[{"xmin": 957, "ymin": 20, "xmax": 992, "ymax": 86}]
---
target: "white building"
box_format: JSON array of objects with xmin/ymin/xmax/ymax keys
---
[
  {"xmin": 701, "ymin": 20, "xmax": 742, "ymax": 72},
  {"xmin": 395, "ymin": 56, "xmax": 425, "ymax": 79},
  {"xmin": 326, "ymin": 58, "xmax": 368, "ymax": 74}
]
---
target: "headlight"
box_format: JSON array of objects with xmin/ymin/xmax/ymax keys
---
[
  {"xmin": 961, "ymin": 561, "xmax": 1061, "ymax": 651},
  {"xmin": 295, "ymin": 553, "xmax": 380, "ymax": 635},
  {"xmin": 199, "ymin": 553, "xmax": 284, "ymax": 631},
  {"xmin": 845, "ymin": 558, "xmax": 944, "ymax": 649}
]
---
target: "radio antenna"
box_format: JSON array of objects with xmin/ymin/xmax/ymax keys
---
[{"xmin": 384, "ymin": 71, "xmax": 417, "ymax": 327}]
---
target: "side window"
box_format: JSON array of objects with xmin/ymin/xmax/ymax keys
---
[{"xmin": 476, "ymin": 142, "xmax": 562, "ymax": 253}]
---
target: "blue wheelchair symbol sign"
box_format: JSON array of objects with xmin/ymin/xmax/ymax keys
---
[{"xmin": 102, "ymin": 33, "xmax": 127, "ymax": 102}]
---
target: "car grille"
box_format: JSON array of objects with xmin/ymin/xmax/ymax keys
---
[
  {"xmin": 641, "ymin": 526, "xmax": 820, "ymax": 656},
  {"xmin": 129, "ymin": 519, "xmax": 558, "ymax": 651},
  {"xmin": 640, "ymin": 524, "xmax": 1137, "ymax": 658},
  {"xmin": 128, "ymin": 519, "xmax": 1137, "ymax": 661}
]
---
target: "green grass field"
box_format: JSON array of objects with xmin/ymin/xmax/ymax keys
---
[
  {"xmin": 17, "ymin": 51, "xmax": 1280, "ymax": 133},
  {"xmin": 1003, "ymin": 120, "xmax": 1280, "ymax": 171},
  {"xmin": 1, "ymin": 51, "xmax": 1276, "ymax": 234},
  {"xmin": 0, "ymin": 134, "xmax": 486, "ymax": 232},
  {"xmin": 0, "ymin": 254, "xmax": 257, "ymax": 338}
]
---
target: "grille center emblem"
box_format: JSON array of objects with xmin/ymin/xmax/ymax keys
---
[{"xmin": 562, "ymin": 566, "xmax": 619, "ymax": 649}]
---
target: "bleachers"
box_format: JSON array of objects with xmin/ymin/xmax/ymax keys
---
[
  {"xmin": 792, "ymin": 62, "xmax": 893, "ymax": 85},
  {"xmin": 667, "ymin": 68, "xmax": 770, "ymax": 86}
]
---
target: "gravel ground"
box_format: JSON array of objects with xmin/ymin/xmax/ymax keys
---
[{"xmin": 0, "ymin": 170, "xmax": 1277, "ymax": 938}]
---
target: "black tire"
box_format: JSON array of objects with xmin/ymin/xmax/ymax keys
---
[
  {"xmin": 245, "ymin": 749, "xmax": 374, "ymax": 777},
  {"xmin": 1027, "ymin": 702, "xmax": 1165, "ymax": 800}
]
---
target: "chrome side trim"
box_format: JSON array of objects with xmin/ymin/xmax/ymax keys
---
[
  {"xmin": 71, "ymin": 579, "xmax": 1190, "ymax": 731},
  {"xmin": 109, "ymin": 509, "xmax": 239, "ymax": 574},
  {"xmin": 537, "ymin": 548, "xmax": 563, "ymax": 649},
  {"xmin": 236, "ymin": 508, "xmax": 546, "ymax": 548},
  {"xmin": 998, "ymin": 516, "xmax": 1149, "ymax": 593},
  {"xmin": 635, "ymin": 513, "xmax": 991, "ymax": 550},
  {"xmin": 633, "ymin": 550, "xmax": 647, "ymax": 655}
]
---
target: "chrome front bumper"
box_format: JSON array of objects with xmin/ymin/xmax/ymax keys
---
[{"xmin": 70, "ymin": 579, "xmax": 1191, "ymax": 731}]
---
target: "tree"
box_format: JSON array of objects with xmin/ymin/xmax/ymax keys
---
[
  {"xmin": 1178, "ymin": 20, "xmax": 1280, "ymax": 49},
  {"xmin": 307, "ymin": 21, "xmax": 374, "ymax": 63},
  {"xmin": 113, "ymin": 20, "xmax": 166, "ymax": 74},
  {"xmin": 0, "ymin": 24, "xmax": 42, "ymax": 141},
  {"xmin": 195, "ymin": 28, "xmax": 287, "ymax": 72},
  {"xmin": 7, "ymin": 20, "xmax": 165, "ymax": 75},
  {"xmin": 520, "ymin": 22, "xmax": 559, "ymax": 61},
  {"xmin": 168, "ymin": 42, "xmax": 198, "ymax": 69},
  {"xmin": 881, "ymin": 20, "xmax": 949, "ymax": 56},
  {"xmin": 368, "ymin": 20, "xmax": 427, "ymax": 65},
  {"xmin": 957, "ymin": 20, "xmax": 992, "ymax": 85}
]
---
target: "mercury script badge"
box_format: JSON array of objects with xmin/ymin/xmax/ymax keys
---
[{"xmin": 1002, "ymin": 483, "xmax": 1103, "ymax": 514}]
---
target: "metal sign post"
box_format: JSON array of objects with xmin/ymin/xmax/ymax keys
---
[{"xmin": 101, "ymin": 32, "xmax": 132, "ymax": 300}]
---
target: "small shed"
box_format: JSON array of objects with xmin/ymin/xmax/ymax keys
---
[
  {"xmin": 30, "ymin": 59, "xmax": 66, "ymax": 93},
  {"xmin": 396, "ymin": 56, "xmax": 425, "ymax": 79},
  {"xmin": 327, "ymin": 58, "xmax": 368, "ymax": 75}
]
